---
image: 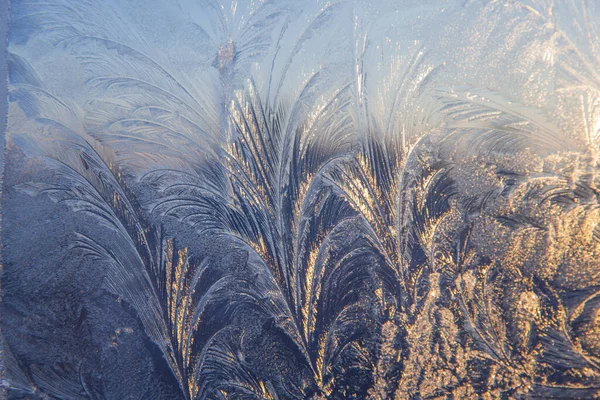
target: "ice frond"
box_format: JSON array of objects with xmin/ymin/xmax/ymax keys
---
[
  {"xmin": 438, "ymin": 87, "xmax": 574, "ymax": 154},
  {"xmin": 352, "ymin": 31, "xmax": 442, "ymax": 154},
  {"xmin": 194, "ymin": 328, "xmax": 277, "ymax": 400},
  {"xmin": 269, "ymin": 1, "xmax": 348, "ymax": 106},
  {"xmin": 12, "ymin": 89, "xmax": 255, "ymax": 399},
  {"xmin": 14, "ymin": 0, "xmax": 223, "ymax": 171},
  {"xmin": 15, "ymin": 132, "xmax": 183, "ymax": 390},
  {"xmin": 176, "ymin": 0, "xmax": 299, "ymax": 81},
  {"xmin": 550, "ymin": 0, "xmax": 600, "ymax": 90},
  {"xmin": 8, "ymin": 52, "xmax": 85, "ymax": 136},
  {"xmin": 1, "ymin": 339, "xmax": 37, "ymax": 397},
  {"xmin": 30, "ymin": 363, "xmax": 92, "ymax": 400},
  {"xmin": 142, "ymin": 32, "xmax": 368, "ymax": 393}
]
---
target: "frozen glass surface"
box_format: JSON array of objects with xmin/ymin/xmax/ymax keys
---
[{"xmin": 2, "ymin": 1, "xmax": 600, "ymax": 398}]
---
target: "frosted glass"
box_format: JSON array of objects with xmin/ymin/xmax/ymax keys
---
[{"xmin": 2, "ymin": 1, "xmax": 600, "ymax": 398}]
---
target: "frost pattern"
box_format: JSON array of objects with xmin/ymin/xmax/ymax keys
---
[{"xmin": 4, "ymin": 0, "xmax": 600, "ymax": 399}]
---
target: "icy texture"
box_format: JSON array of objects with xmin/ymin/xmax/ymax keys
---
[{"xmin": 3, "ymin": 0, "xmax": 600, "ymax": 399}]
